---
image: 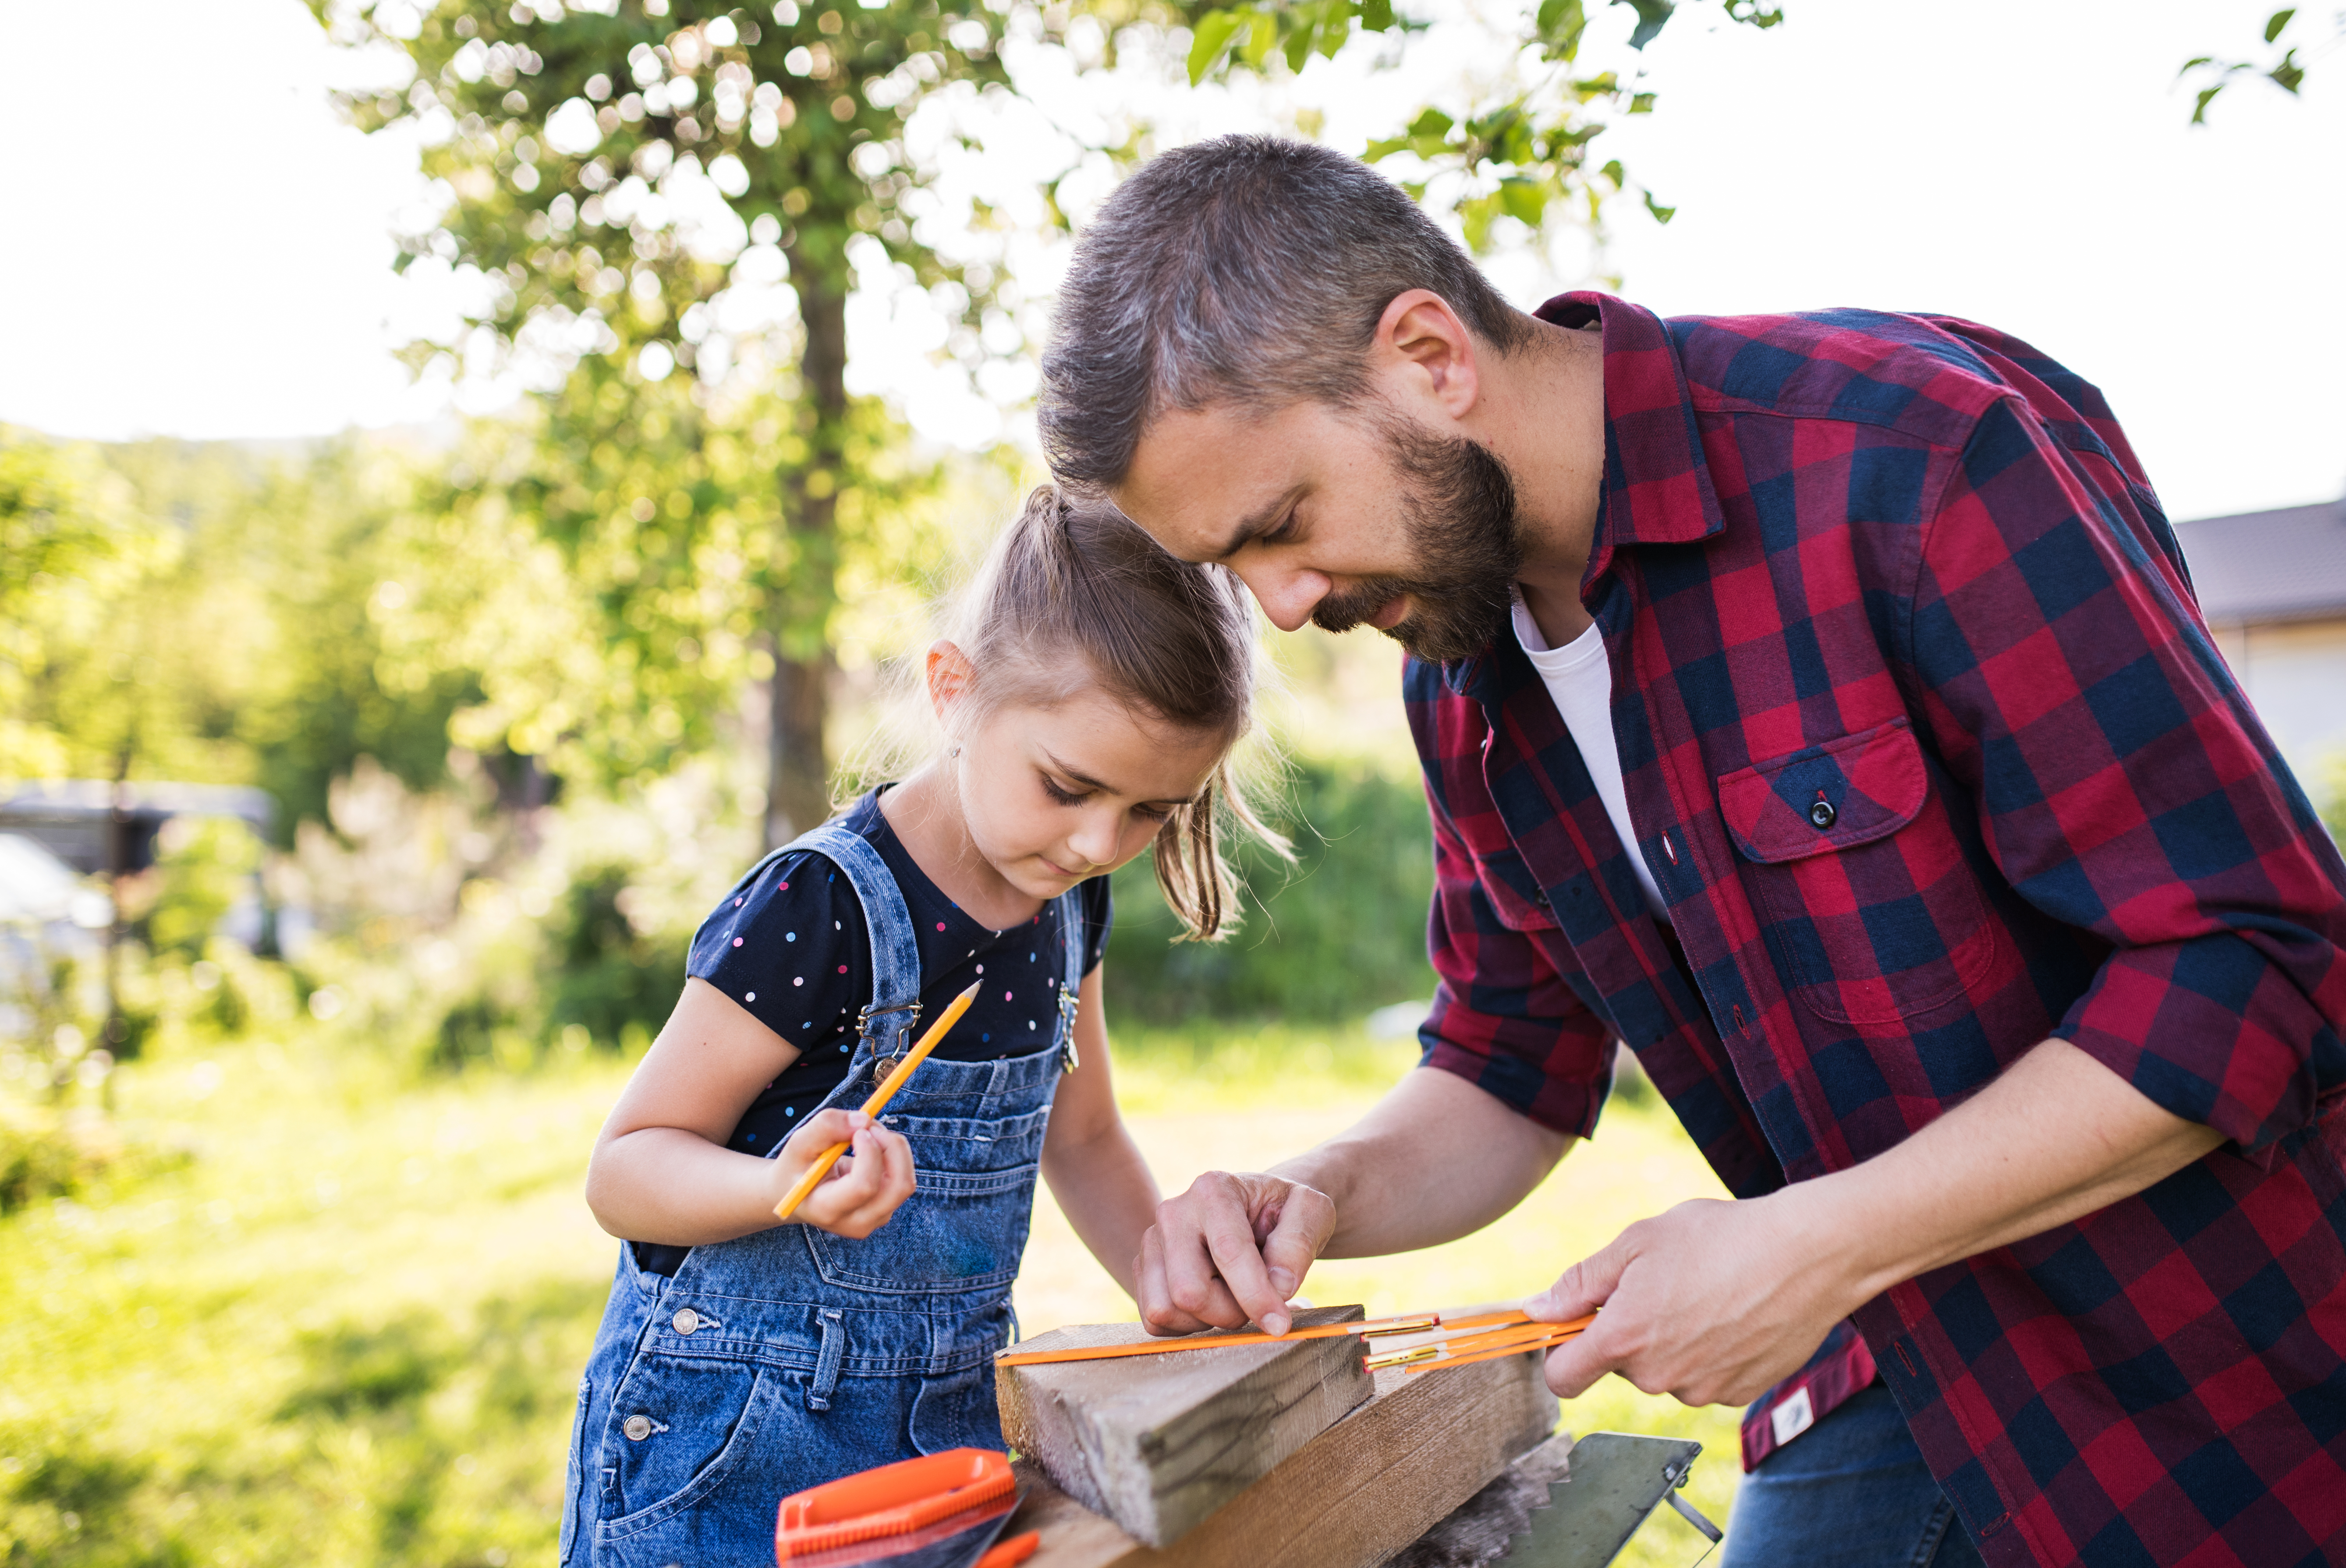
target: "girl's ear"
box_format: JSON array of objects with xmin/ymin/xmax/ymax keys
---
[{"xmin": 925, "ymin": 640, "xmax": 978, "ymax": 727}]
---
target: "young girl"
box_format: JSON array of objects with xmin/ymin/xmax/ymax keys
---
[{"xmin": 560, "ymin": 486, "xmax": 1278, "ymax": 1568}]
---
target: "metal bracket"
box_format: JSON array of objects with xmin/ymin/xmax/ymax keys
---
[{"xmin": 1495, "ymin": 1432, "xmax": 1721, "ymax": 1568}]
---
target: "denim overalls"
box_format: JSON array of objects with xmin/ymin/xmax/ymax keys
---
[{"xmin": 561, "ymin": 821, "xmax": 1080, "ymax": 1568}]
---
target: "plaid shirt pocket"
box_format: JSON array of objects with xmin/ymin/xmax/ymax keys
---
[{"xmin": 1719, "ymin": 718, "xmax": 1997, "ymax": 1027}]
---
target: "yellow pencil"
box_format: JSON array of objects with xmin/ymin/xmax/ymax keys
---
[{"xmin": 773, "ymin": 980, "xmax": 983, "ymax": 1221}]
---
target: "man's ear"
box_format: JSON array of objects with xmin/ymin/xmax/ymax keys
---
[
  {"xmin": 1372, "ymin": 289, "xmax": 1481, "ymax": 422},
  {"xmin": 925, "ymin": 640, "xmax": 977, "ymax": 726}
]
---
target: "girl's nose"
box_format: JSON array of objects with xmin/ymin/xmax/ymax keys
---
[{"xmin": 1067, "ymin": 810, "xmax": 1120, "ymax": 870}]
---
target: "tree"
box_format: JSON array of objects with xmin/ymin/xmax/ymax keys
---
[
  {"xmin": 308, "ymin": 0, "xmax": 1086, "ymax": 846},
  {"xmin": 1179, "ymin": 0, "xmax": 1783, "ymax": 247}
]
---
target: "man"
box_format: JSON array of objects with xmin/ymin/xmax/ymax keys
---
[{"xmin": 1035, "ymin": 136, "xmax": 2346, "ymax": 1568}]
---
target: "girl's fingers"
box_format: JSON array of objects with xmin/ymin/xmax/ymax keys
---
[{"xmin": 800, "ymin": 1125, "xmax": 915, "ymax": 1234}]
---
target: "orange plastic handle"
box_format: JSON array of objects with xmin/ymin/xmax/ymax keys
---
[
  {"xmin": 975, "ymin": 1530, "xmax": 1041, "ymax": 1568},
  {"xmin": 775, "ymin": 1448, "xmax": 1015, "ymax": 1558}
]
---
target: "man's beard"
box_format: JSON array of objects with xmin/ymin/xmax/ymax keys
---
[{"xmin": 1310, "ymin": 418, "xmax": 1527, "ymax": 664}]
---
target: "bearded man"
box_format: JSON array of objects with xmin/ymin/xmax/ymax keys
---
[{"xmin": 1036, "ymin": 136, "xmax": 2346, "ymax": 1568}]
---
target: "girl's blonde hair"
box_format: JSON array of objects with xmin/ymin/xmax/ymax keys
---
[{"xmin": 950, "ymin": 485, "xmax": 1286, "ymax": 941}]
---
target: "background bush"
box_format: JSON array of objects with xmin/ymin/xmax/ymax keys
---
[{"xmin": 1107, "ymin": 759, "xmax": 1437, "ymax": 1025}]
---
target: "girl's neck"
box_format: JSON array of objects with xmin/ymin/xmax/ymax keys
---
[{"xmin": 877, "ymin": 767, "xmax": 1049, "ymax": 931}]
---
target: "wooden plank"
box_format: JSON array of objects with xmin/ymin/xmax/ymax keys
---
[
  {"xmin": 1007, "ymin": 1348, "xmax": 1560, "ymax": 1568},
  {"xmin": 999, "ymin": 1306, "xmax": 1375, "ymax": 1547},
  {"xmin": 1379, "ymin": 1431, "xmax": 1577, "ymax": 1568}
]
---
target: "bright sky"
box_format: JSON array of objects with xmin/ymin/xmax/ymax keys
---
[{"xmin": 1, "ymin": 0, "xmax": 2336, "ymax": 521}]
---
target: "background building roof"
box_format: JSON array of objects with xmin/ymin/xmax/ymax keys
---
[{"xmin": 2175, "ymin": 496, "xmax": 2346, "ymax": 627}]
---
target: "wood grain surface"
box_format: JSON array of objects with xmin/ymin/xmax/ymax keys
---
[
  {"xmin": 998, "ymin": 1306, "xmax": 1375, "ymax": 1546},
  {"xmin": 1005, "ymin": 1347, "xmax": 1560, "ymax": 1568}
]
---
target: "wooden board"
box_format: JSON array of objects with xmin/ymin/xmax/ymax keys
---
[
  {"xmin": 999, "ymin": 1306, "xmax": 1376, "ymax": 1547},
  {"xmin": 1006, "ymin": 1348, "xmax": 1560, "ymax": 1568}
]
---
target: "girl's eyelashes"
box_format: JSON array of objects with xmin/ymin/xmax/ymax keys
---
[{"xmin": 1042, "ymin": 771, "xmax": 1174, "ymax": 824}]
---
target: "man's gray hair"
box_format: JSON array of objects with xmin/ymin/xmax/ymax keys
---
[{"xmin": 1038, "ymin": 135, "xmax": 1534, "ymax": 492}]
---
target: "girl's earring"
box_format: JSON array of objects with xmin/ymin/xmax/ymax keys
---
[{"xmin": 947, "ymin": 745, "xmax": 962, "ymax": 760}]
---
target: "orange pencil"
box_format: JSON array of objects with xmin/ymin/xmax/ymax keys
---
[{"xmin": 773, "ymin": 980, "xmax": 982, "ymax": 1221}]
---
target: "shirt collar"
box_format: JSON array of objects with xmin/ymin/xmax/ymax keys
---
[{"xmin": 1536, "ymin": 290, "xmax": 1728, "ymax": 574}]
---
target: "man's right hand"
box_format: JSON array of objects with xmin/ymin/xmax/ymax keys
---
[{"xmin": 1135, "ymin": 1170, "xmax": 1337, "ymax": 1337}]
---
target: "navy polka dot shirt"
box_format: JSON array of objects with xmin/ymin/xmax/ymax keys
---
[{"xmin": 687, "ymin": 789, "xmax": 1111, "ymax": 1155}]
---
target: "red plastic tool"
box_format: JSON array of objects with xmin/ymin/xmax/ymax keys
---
[{"xmin": 776, "ymin": 1448, "xmax": 1026, "ymax": 1568}]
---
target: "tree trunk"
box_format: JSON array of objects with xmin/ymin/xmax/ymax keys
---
[{"xmin": 766, "ymin": 241, "xmax": 850, "ymax": 850}]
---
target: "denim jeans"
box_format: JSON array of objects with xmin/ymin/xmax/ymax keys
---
[{"xmin": 1721, "ymin": 1383, "xmax": 1984, "ymax": 1568}]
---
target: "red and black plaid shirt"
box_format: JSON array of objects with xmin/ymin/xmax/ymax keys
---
[{"xmin": 1410, "ymin": 292, "xmax": 2346, "ymax": 1566}]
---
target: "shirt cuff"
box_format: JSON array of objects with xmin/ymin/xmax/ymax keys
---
[{"xmin": 2054, "ymin": 934, "xmax": 2327, "ymax": 1153}]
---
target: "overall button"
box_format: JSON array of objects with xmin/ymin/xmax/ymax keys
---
[
  {"xmin": 672, "ymin": 1308, "xmax": 700, "ymax": 1335},
  {"xmin": 623, "ymin": 1415, "xmax": 654, "ymax": 1442},
  {"xmin": 1809, "ymin": 799, "xmax": 1838, "ymax": 829}
]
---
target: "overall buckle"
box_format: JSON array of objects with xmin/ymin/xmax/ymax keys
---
[{"xmin": 857, "ymin": 998, "xmax": 922, "ymax": 1080}]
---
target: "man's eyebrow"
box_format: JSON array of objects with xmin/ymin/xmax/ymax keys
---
[
  {"xmin": 1040, "ymin": 750, "xmax": 1196, "ymax": 807},
  {"xmin": 1211, "ymin": 489, "xmax": 1300, "ymax": 562}
]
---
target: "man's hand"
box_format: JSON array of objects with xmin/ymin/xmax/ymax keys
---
[
  {"xmin": 1530, "ymin": 1195, "xmax": 1851, "ymax": 1406},
  {"xmin": 1135, "ymin": 1171, "xmax": 1336, "ymax": 1337},
  {"xmin": 1530, "ymin": 1039, "xmax": 2224, "ymax": 1407}
]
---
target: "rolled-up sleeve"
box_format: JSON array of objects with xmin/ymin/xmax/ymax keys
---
[
  {"xmin": 1417, "ymin": 775, "xmax": 1616, "ymax": 1139},
  {"xmin": 1909, "ymin": 396, "xmax": 2346, "ymax": 1150}
]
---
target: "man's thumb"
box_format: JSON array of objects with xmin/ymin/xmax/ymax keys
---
[{"xmin": 1525, "ymin": 1244, "xmax": 1626, "ymax": 1323}]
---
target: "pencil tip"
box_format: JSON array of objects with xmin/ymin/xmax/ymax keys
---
[{"xmin": 957, "ymin": 979, "xmax": 983, "ymax": 999}]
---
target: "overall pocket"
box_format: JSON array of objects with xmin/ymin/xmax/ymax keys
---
[
  {"xmin": 804, "ymin": 1161, "xmax": 1038, "ymax": 1295},
  {"xmin": 1717, "ymin": 718, "xmax": 1994, "ymax": 1027},
  {"xmin": 599, "ymin": 1353, "xmax": 781, "ymax": 1541}
]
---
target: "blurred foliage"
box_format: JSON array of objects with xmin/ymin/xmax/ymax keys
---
[
  {"xmin": 1187, "ymin": 0, "xmax": 1785, "ymax": 248},
  {"xmin": 2183, "ymin": 6, "xmax": 2335, "ymax": 124},
  {"xmin": 1109, "ymin": 757, "xmax": 1436, "ymax": 1023}
]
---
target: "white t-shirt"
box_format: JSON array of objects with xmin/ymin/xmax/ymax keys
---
[{"xmin": 1510, "ymin": 595, "xmax": 1670, "ymax": 921}]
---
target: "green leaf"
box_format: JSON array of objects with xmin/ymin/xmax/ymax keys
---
[
  {"xmin": 1642, "ymin": 189, "xmax": 1676, "ymax": 223},
  {"xmin": 2270, "ymin": 49, "xmax": 2304, "ymax": 93},
  {"xmin": 2263, "ymin": 7, "xmax": 2296, "ymax": 44},
  {"xmin": 1360, "ymin": 0, "xmax": 1394, "ymax": 31},
  {"xmin": 1629, "ymin": 91, "xmax": 1656, "ymax": 112},
  {"xmin": 2190, "ymin": 83, "xmax": 2223, "ymax": 123},
  {"xmin": 1187, "ymin": 9, "xmax": 1244, "ymax": 83},
  {"xmin": 1285, "ymin": 14, "xmax": 1315, "ymax": 73},
  {"xmin": 1600, "ymin": 158, "xmax": 1626, "ymax": 188},
  {"xmin": 1612, "ymin": 0, "xmax": 1675, "ymax": 50},
  {"xmin": 1239, "ymin": 9, "xmax": 1281, "ymax": 71}
]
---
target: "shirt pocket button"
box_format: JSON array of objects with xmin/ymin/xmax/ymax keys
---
[
  {"xmin": 623, "ymin": 1415, "xmax": 654, "ymax": 1441},
  {"xmin": 672, "ymin": 1309, "xmax": 701, "ymax": 1335},
  {"xmin": 1808, "ymin": 800, "xmax": 1838, "ymax": 829}
]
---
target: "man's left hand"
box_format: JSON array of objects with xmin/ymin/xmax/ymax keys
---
[{"xmin": 1529, "ymin": 1193, "xmax": 1851, "ymax": 1407}]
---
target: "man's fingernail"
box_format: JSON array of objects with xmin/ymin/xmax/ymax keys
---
[
  {"xmin": 1264, "ymin": 1312, "xmax": 1290, "ymax": 1336},
  {"xmin": 1269, "ymin": 1267, "xmax": 1298, "ymax": 1296}
]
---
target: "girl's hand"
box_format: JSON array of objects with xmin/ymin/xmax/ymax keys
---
[{"xmin": 776, "ymin": 1108, "xmax": 917, "ymax": 1237}]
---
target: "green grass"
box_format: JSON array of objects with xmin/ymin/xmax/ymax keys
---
[{"xmin": 1, "ymin": 1026, "xmax": 1739, "ymax": 1567}]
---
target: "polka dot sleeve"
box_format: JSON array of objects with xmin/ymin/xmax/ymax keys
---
[{"xmin": 684, "ymin": 849, "xmax": 868, "ymax": 1050}]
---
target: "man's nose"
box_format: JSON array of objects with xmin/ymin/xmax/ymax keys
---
[{"xmin": 1233, "ymin": 562, "xmax": 1329, "ymax": 634}]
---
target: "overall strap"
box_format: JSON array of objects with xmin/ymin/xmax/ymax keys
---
[
  {"xmin": 776, "ymin": 820, "xmax": 924, "ymax": 1121},
  {"xmin": 1052, "ymin": 887, "xmax": 1087, "ymax": 1073}
]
